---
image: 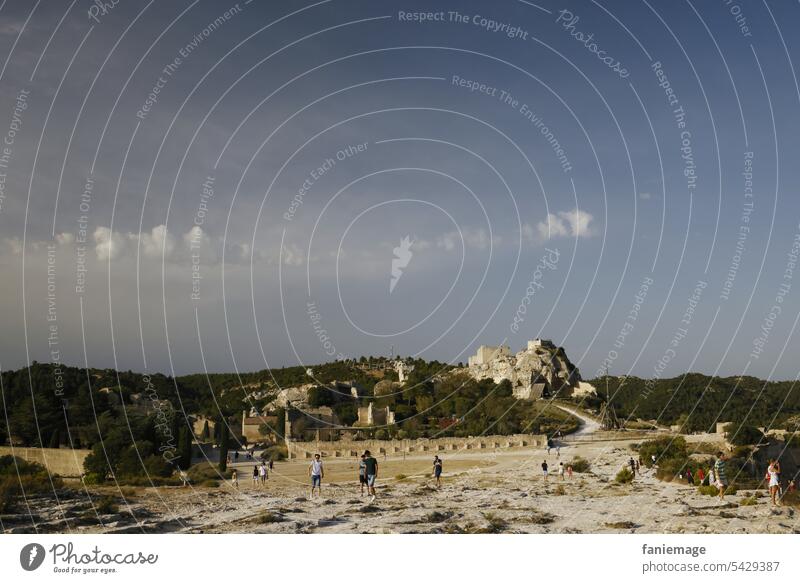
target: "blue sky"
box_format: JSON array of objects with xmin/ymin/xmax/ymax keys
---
[{"xmin": 0, "ymin": 0, "xmax": 799, "ymax": 380}]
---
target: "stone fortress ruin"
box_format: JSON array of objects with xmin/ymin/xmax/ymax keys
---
[{"xmin": 467, "ymin": 338, "xmax": 582, "ymax": 399}]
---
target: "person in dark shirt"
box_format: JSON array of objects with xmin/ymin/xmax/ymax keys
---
[
  {"xmin": 358, "ymin": 454, "xmax": 367, "ymax": 496},
  {"xmin": 363, "ymin": 450, "xmax": 379, "ymax": 501},
  {"xmin": 433, "ymin": 456, "xmax": 443, "ymax": 488}
]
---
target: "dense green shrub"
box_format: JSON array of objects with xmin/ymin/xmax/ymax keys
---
[
  {"xmin": 570, "ymin": 457, "xmax": 591, "ymax": 473},
  {"xmin": 638, "ymin": 436, "xmax": 688, "ymax": 468},
  {"xmin": 615, "ymin": 468, "xmax": 634, "ymax": 484},
  {"xmin": 725, "ymin": 424, "xmax": 764, "ymax": 446},
  {"xmin": 260, "ymin": 444, "xmax": 287, "ymax": 461},
  {"xmin": 94, "ymin": 495, "xmax": 119, "ymax": 514},
  {"xmin": 0, "ymin": 456, "xmax": 63, "ymax": 512}
]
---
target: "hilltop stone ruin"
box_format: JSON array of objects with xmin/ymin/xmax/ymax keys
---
[{"xmin": 467, "ymin": 339, "xmax": 581, "ymax": 399}]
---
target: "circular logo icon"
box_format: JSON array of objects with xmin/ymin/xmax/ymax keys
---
[{"xmin": 19, "ymin": 543, "xmax": 46, "ymax": 571}]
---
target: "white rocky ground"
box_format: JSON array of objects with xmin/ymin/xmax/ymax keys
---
[{"xmin": 5, "ymin": 413, "xmax": 798, "ymax": 534}]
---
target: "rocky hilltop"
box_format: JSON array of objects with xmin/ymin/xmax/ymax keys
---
[{"xmin": 467, "ymin": 339, "xmax": 581, "ymax": 399}]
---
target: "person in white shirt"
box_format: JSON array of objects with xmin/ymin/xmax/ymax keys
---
[
  {"xmin": 309, "ymin": 454, "xmax": 324, "ymax": 498},
  {"xmin": 768, "ymin": 459, "xmax": 781, "ymax": 506}
]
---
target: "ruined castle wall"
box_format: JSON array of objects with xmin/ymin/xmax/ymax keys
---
[
  {"xmin": 285, "ymin": 433, "xmax": 546, "ymax": 459},
  {"xmin": 0, "ymin": 446, "xmax": 89, "ymax": 477}
]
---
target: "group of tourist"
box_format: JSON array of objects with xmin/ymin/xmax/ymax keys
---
[
  {"xmin": 541, "ymin": 460, "xmax": 573, "ymax": 481},
  {"xmin": 307, "ymin": 451, "xmax": 446, "ymax": 501},
  {"xmin": 628, "ymin": 457, "xmax": 641, "ymax": 477},
  {"xmin": 229, "ymin": 459, "xmax": 274, "ymax": 490},
  {"xmin": 310, "ymin": 450, "xmax": 381, "ymax": 502}
]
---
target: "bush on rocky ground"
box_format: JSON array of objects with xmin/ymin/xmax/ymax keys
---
[
  {"xmin": 0, "ymin": 455, "xmax": 63, "ymax": 512},
  {"xmin": 615, "ymin": 468, "xmax": 634, "ymax": 484}
]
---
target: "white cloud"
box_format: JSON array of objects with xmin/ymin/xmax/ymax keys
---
[
  {"xmin": 55, "ymin": 232, "xmax": 74, "ymax": 246},
  {"xmin": 434, "ymin": 228, "xmax": 498, "ymax": 252},
  {"xmin": 139, "ymin": 224, "xmax": 174, "ymax": 258},
  {"xmin": 281, "ymin": 243, "xmax": 305, "ymax": 266},
  {"xmin": 524, "ymin": 208, "xmax": 597, "ymax": 244},
  {"xmin": 93, "ymin": 227, "xmax": 126, "ymax": 260},
  {"xmin": 4, "ymin": 237, "xmax": 22, "ymax": 255}
]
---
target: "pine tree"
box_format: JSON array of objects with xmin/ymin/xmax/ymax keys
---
[
  {"xmin": 177, "ymin": 426, "xmax": 192, "ymax": 470},
  {"xmin": 48, "ymin": 429, "xmax": 60, "ymax": 449},
  {"xmin": 218, "ymin": 423, "xmax": 229, "ymax": 472}
]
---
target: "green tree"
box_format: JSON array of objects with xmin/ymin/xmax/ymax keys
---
[
  {"xmin": 177, "ymin": 426, "xmax": 193, "ymax": 470},
  {"xmin": 218, "ymin": 423, "xmax": 229, "ymax": 472}
]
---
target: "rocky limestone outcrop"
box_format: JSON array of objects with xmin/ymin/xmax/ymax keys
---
[{"xmin": 467, "ymin": 339, "xmax": 581, "ymax": 399}]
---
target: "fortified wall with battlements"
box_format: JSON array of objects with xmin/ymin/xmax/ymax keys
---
[{"xmin": 285, "ymin": 433, "xmax": 547, "ymax": 460}]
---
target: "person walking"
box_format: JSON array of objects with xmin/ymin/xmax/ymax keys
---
[
  {"xmin": 566, "ymin": 464, "xmax": 573, "ymax": 479},
  {"xmin": 309, "ymin": 454, "xmax": 324, "ymax": 498},
  {"xmin": 768, "ymin": 460, "xmax": 781, "ymax": 506},
  {"xmin": 697, "ymin": 468, "xmax": 705, "ymax": 484},
  {"xmin": 714, "ymin": 452, "xmax": 728, "ymax": 500},
  {"xmin": 259, "ymin": 461, "xmax": 268, "ymax": 485},
  {"xmin": 252, "ymin": 465, "xmax": 259, "ymax": 487},
  {"xmin": 363, "ymin": 450, "xmax": 379, "ymax": 502},
  {"xmin": 231, "ymin": 469, "xmax": 239, "ymax": 490},
  {"xmin": 358, "ymin": 454, "xmax": 367, "ymax": 496},
  {"xmin": 635, "ymin": 459, "xmax": 641, "ymax": 476},
  {"xmin": 628, "ymin": 457, "xmax": 636, "ymax": 480},
  {"xmin": 269, "ymin": 459, "xmax": 274, "ymax": 472},
  {"xmin": 558, "ymin": 461, "xmax": 565, "ymax": 480},
  {"xmin": 542, "ymin": 460, "xmax": 549, "ymax": 482},
  {"xmin": 686, "ymin": 468, "xmax": 693, "ymax": 486},
  {"xmin": 433, "ymin": 455, "xmax": 443, "ymax": 488}
]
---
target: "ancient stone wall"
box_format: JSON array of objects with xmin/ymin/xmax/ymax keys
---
[
  {"xmin": 0, "ymin": 446, "xmax": 89, "ymax": 477},
  {"xmin": 285, "ymin": 433, "xmax": 546, "ymax": 459}
]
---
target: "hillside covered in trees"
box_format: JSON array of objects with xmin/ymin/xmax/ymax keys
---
[{"xmin": 591, "ymin": 373, "xmax": 800, "ymax": 432}]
